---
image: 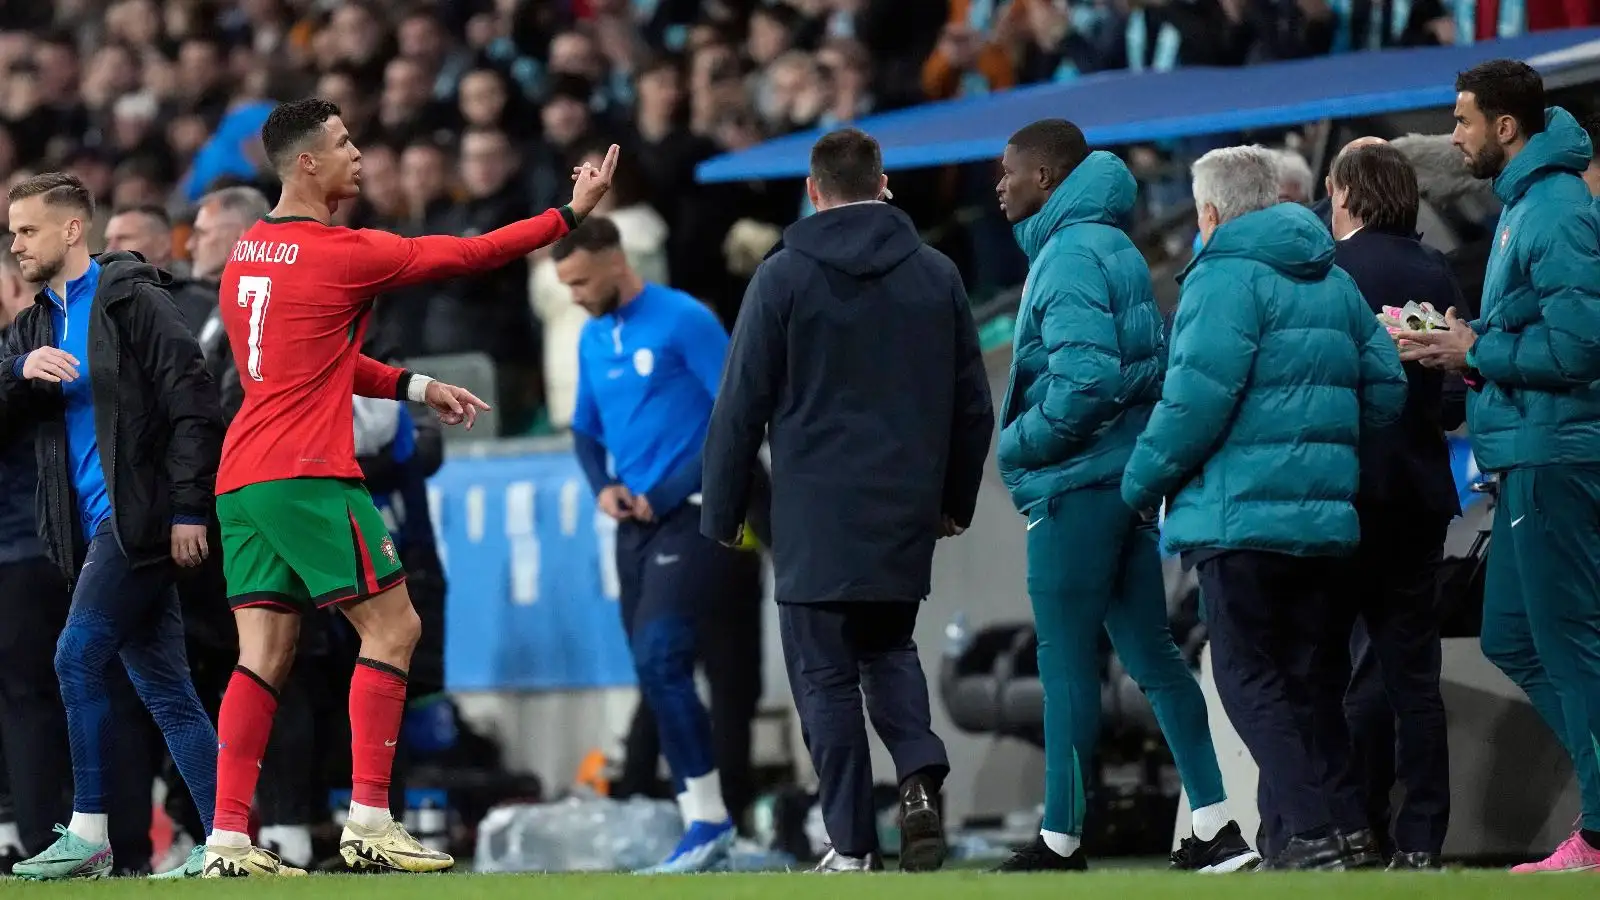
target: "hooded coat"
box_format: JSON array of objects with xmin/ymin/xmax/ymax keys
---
[
  {"xmin": 701, "ymin": 202, "xmax": 994, "ymax": 605},
  {"xmin": 1121, "ymin": 203, "xmax": 1406, "ymax": 557},
  {"xmin": 997, "ymin": 150, "xmax": 1166, "ymax": 513},
  {"xmin": 1464, "ymin": 107, "xmax": 1600, "ymax": 472}
]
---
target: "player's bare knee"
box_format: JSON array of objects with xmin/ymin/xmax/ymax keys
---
[
  {"xmin": 234, "ymin": 608, "xmax": 300, "ymax": 687},
  {"xmin": 345, "ymin": 587, "xmax": 422, "ymax": 663},
  {"xmin": 376, "ymin": 604, "xmax": 423, "ymax": 660}
]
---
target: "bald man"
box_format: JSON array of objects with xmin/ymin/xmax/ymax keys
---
[{"xmin": 102, "ymin": 206, "xmax": 174, "ymax": 269}]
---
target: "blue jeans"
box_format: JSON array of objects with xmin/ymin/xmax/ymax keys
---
[{"xmin": 54, "ymin": 522, "xmax": 217, "ymax": 836}]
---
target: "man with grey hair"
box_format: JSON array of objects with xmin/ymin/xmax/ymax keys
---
[
  {"xmin": 1122, "ymin": 144, "xmax": 1406, "ymax": 871},
  {"xmin": 187, "ymin": 186, "xmax": 271, "ymax": 419},
  {"xmin": 1272, "ymin": 148, "xmax": 1315, "ymax": 205}
]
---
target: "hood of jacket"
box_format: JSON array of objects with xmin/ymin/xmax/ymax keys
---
[
  {"xmin": 1181, "ymin": 202, "xmax": 1335, "ymax": 283},
  {"xmin": 29, "ymin": 250, "xmax": 173, "ymax": 312},
  {"xmin": 776, "ymin": 201, "xmax": 923, "ymax": 278},
  {"xmin": 1012, "ymin": 150, "xmax": 1137, "ymax": 262},
  {"xmin": 94, "ymin": 250, "xmax": 174, "ymax": 306},
  {"xmin": 1494, "ymin": 106, "xmax": 1593, "ymax": 207}
]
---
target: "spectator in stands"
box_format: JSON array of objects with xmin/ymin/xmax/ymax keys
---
[
  {"xmin": 1122, "ymin": 144, "xmax": 1405, "ymax": 870},
  {"xmin": 102, "ymin": 204, "xmax": 173, "ymax": 268},
  {"xmin": 991, "ymin": 118, "xmax": 1254, "ymax": 874},
  {"xmin": 1253, "ymin": 0, "xmax": 1456, "ymax": 59},
  {"xmin": 532, "ymin": 142, "xmax": 668, "ymax": 431},
  {"xmin": 921, "ymin": 11, "xmax": 1016, "ymax": 101},
  {"xmin": 428, "ymin": 126, "xmax": 543, "ymax": 431},
  {"xmin": 1324, "ymin": 142, "xmax": 1463, "ymax": 870},
  {"xmin": 1111, "ymin": 0, "xmax": 1252, "ymax": 71},
  {"xmin": 1269, "ymin": 148, "xmax": 1314, "ymax": 203},
  {"xmin": 1398, "ymin": 60, "xmax": 1600, "ymax": 874}
]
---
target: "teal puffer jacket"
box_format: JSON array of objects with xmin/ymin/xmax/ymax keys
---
[
  {"xmin": 1465, "ymin": 107, "xmax": 1600, "ymax": 472},
  {"xmin": 1121, "ymin": 202, "xmax": 1406, "ymax": 558},
  {"xmin": 997, "ymin": 151, "xmax": 1165, "ymax": 513}
]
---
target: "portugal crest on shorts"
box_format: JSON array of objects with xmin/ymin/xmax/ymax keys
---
[{"xmin": 380, "ymin": 537, "xmax": 398, "ymax": 565}]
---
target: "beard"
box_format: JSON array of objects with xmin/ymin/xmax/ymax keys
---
[
  {"xmin": 1465, "ymin": 143, "xmax": 1506, "ymax": 180},
  {"xmin": 21, "ymin": 254, "xmax": 63, "ymax": 285},
  {"xmin": 586, "ymin": 287, "xmax": 622, "ymax": 318}
]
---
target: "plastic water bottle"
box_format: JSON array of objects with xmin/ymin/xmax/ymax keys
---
[
  {"xmin": 945, "ymin": 612, "xmax": 971, "ymax": 658},
  {"xmin": 474, "ymin": 796, "xmax": 683, "ymax": 873}
]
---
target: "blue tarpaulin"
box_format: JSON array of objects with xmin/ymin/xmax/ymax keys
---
[{"xmin": 696, "ymin": 29, "xmax": 1600, "ymax": 183}]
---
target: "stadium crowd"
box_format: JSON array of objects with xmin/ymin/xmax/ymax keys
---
[
  {"xmin": 1, "ymin": 0, "xmax": 1600, "ymax": 882},
  {"xmin": 3, "ymin": 0, "xmax": 1600, "ymax": 432}
]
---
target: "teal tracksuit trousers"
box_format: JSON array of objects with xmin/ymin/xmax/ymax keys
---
[
  {"xmin": 1480, "ymin": 464, "xmax": 1600, "ymax": 831},
  {"xmin": 1025, "ymin": 485, "xmax": 1227, "ymax": 836}
]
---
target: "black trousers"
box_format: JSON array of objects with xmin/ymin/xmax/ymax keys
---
[
  {"xmin": 1336, "ymin": 511, "xmax": 1451, "ymax": 857},
  {"xmin": 1200, "ymin": 551, "xmax": 1344, "ymax": 852},
  {"xmin": 0, "ymin": 557, "xmax": 150, "ymax": 868},
  {"xmin": 778, "ymin": 599, "xmax": 948, "ymax": 858},
  {"xmin": 614, "ymin": 548, "xmax": 764, "ymax": 824},
  {"xmin": 0, "ymin": 557, "xmax": 74, "ymax": 856}
]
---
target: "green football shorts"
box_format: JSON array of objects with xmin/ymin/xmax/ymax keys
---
[{"xmin": 218, "ymin": 477, "xmax": 406, "ymax": 613}]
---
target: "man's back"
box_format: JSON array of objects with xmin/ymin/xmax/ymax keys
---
[
  {"xmin": 704, "ymin": 202, "xmax": 993, "ymax": 605},
  {"xmin": 1124, "ymin": 203, "xmax": 1406, "ymax": 557}
]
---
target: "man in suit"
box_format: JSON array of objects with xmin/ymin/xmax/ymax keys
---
[
  {"xmin": 1326, "ymin": 143, "xmax": 1464, "ymax": 869},
  {"xmin": 701, "ymin": 128, "xmax": 993, "ymax": 872}
]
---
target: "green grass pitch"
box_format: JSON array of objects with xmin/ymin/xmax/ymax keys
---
[{"xmin": 2, "ymin": 870, "xmax": 1594, "ymax": 898}]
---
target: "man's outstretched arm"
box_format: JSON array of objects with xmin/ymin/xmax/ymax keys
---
[{"xmin": 346, "ymin": 143, "xmax": 621, "ymax": 294}]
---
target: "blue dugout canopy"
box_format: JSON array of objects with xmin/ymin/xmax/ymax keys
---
[{"xmin": 695, "ymin": 28, "xmax": 1600, "ymax": 183}]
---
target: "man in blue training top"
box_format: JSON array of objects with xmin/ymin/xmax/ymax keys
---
[
  {"xmin": 0, "ymin": 173, "xmax": 225, "ymax": 880},
  {"xmin": 556, "ymin": 215, "xmax": 738, "ymax": 874}
]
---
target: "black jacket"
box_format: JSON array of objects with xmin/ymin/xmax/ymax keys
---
[
  {"xmin": 0, "ymin": 323, "xmax": 43, "ymax": 566},
  {"xmin": 0, "ymin": 252, "xmax": 225, "ymax": 583},
  {"xmin": 701, "ymin": 203, "xmax": 994, "ymax": 605},
  {"xmin": 1333, "ymin": 228, "xmax": 1463, "ymax": 521}
]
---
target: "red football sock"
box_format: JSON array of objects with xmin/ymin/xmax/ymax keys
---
[
  {"xmin": 213, "ymin": 667, "xmax": 279, "ymax": 835},
  {"xmin": 350, "ymin": 658, "xmax": 409, "ymax": 809}
]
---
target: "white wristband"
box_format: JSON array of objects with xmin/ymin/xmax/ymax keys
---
[{"xmin": 406, "ymin": 374, "xmax": 434, "ymax": 404}]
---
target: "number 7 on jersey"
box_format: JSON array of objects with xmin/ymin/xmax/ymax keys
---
[{"xmin": 236, "ymin": 275, "xmax": 272, "ymax": 382}]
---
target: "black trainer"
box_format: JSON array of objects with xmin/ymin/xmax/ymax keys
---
[
  {"xmin": 1270, "ymin": 834, "xmax": 1346, "ymax": 871},
  {"xmin": 1171, "ymin": 821, "xmax": 1263, "ymax": 873},
  {"xmin": 1339, "ymin": 829, "xmax": 1385, "ymax": 869},
  {"xmin": 1387, "ymin": 851, "xmax": 1442, "ymax": 870},
  {"xmin": 991, "ymin": 836, "xmax": 1088, "ymax": 872},
  {"xmin": 897, "ymin": 775, "xmax": 947, "ymax": 872}
]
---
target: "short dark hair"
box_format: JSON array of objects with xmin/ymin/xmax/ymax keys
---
[
  {"xmin": 809, "ymin": 128, "xmax": 883, "ymax": 203},
  {"xmin": 112, "ymin": 203, "xmax": 171, "ymax": 229},
  {"xmin": 551, "ymin": 216, "xmax": 623, "ymax": 262},
  {"xmin": 1455, "ymin": 59, "xmax": 1546, "ymax": 140},
  {"xmin": 7, "ymin": 172, "xmax": 95, "ymax": 219},
  {"xmin": 1008, "ymin": 118, "xmax": 1090, "ymax": 179},
  {"xmin": 634, "ymin": 53, "xmax": 682, "ymax": 83},
  {"xmin": 1330, "ymin": 144, "xmax": 1419, "ymax": 236},
  {"xmin": 261, "ymin": 98, "xmax": 342, "ymax": 173}
]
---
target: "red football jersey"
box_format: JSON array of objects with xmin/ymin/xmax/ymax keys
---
[{"xmin": 216, "ymin": 208, "xmax": 574, "ymax": 494}]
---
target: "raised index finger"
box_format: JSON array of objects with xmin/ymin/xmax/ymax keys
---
[
  {"xmin": 600, "ymin": 143, "xmax": 620, "ymax": 180},
  {"xmin": 456, "ymin": 387, "xmax": 492, "ymax": 411}
]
